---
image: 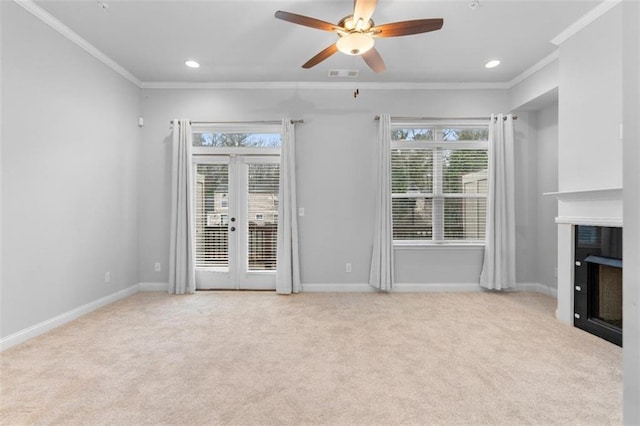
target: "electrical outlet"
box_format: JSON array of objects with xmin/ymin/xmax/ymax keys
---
[
  {"xmin": 345, "ymin": 263, "xmax": 352, "ymax": 273},
  {"xmin": 154, "ymin": 262, "xmax": 161, "ymax": 272},
  {"xmin": 104, "ymin": 272, "xmax": 111, "ymax": 283},
  {"xmin": 298, "ymin": 207, "xmax": 305, "ymax": 217}
]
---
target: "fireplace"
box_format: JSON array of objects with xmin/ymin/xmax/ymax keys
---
[
  {"xmin": 548, "ymin": 187, "xmax": 622, "ymax": 340},
  {"xmin": 574, "ymin": 225, "xmax": 623, "ymax": 346}
]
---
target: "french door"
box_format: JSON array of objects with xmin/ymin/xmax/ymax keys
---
[{"xmin": 193, "ymin": 155, "xmax": 280, "ymax": 290}]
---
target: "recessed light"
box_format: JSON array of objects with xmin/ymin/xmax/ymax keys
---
[
  {"xmin": 185, "ymin": 60, "xmax": 200, "ymax": 69},
  {"xmin": 485, "ymin": 60, "xmax": 501, "ymax": 69}
]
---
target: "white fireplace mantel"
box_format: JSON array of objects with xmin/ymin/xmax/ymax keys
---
[
  {"xmin": 544, "ymin": 187, "xmax": 623, "ymax": 201},
  {"xmin": 545, "ymin": 187, "xmax": 623, "ymax": 227}
]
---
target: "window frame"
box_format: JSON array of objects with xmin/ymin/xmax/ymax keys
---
[
  {"xmin": 390, "ymin": 121, "xmax": 489, "ymax": 247},
  {"xmin": 192, "ymin": 123, "xmax": 282, "ymax": 155}
]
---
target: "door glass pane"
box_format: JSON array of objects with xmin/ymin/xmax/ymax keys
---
[
  {"xmin": 195, "ymin": 164, "xmax": 229, "ymax": 268},
  {"xmin": 247, "ymin": 164, "xmax": 279, "ymax": 270}
]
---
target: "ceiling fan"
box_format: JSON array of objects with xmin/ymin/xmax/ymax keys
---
[{"xmin": 274, "ymin": 0, "xmax": 444, "ymax": 73}]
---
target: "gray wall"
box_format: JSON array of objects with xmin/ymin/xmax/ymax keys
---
[
  {"xmin": 509, "ymin": 60, "xmax": 558, "ymax": 111},
  {"xmin": 139, "ymin": 88, "xmax": 524, "ymax": 288},
  {"xmin": 509, "ymin": 98, "xmax": 559, "ymax": 293},
  {"xmin": 622, "ymin": 2, "xmax": 640, "ymax": 423},
  {"xmin": 558, "ymin": 5, "xmax": 622, "ymax": 192},
  {"xmin": 535, "ymin": 103, "xmax": 559, "ymax": 292},
  {"xmin": 1, "ymin": 2, "xmax": 140, "ymax": 337},
  {"xmin": 512, "ymin": 111, "xmax": 539, "ymax": 285},
  {"xmin": 509, "ymin": 53, "xmax": 560, "ymax": 291}
]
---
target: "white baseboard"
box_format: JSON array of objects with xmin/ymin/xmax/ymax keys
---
[
  {"xmin": 138, "ymin": 282, "xmax": 168, "ymax": 292},
  {"xmin": 301, "ymin": 282, "xmax": 557, "ymax": 296},
  {"xmin": 0, "ymin": 284, "xmax": 139, "ymax": 352},
  {"xmin": 301, "ymin": 283, "xmax": 376, "ymax": 292},
  {"xmin": 393, "ymin": 283, "xmax": 483, "ymax": 292},
  {"xmin": 302, "ymin": 283, "xmax": 482, "ymax": 292},
  {"xmin": 517, "ymin": 282, "xmax": 558, "ymax": 298}
]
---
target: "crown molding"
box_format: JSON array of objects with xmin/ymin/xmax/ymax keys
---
[
  {"xmin": 551, "ymin": 0, "xmax": 622, "ymax": 46},
  {"xmin": 14, "ymin": 0, "xmax": 141, "ymax": 87},
  {"xmin": 15, "ymin": 0, "xmax": 617, "ymax": 93},
  {"xmin": 140, "ymin": 81, "xmax": 511, "ymax": 90},
  {"xmin": 507, "ymin": 0, "xmax": 625, "ymax": 88},
  {"xmin": 508, "ymin": 50, "xmax": 559, "ymax": 88}
]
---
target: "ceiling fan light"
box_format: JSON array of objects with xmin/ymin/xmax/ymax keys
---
[
  {"xmin": 343, "ymin": 18, "xmax": 356, "ymax": 30},
  {"xmin": 337, "ymin": 33, "xmax": 374, "ymax": 56}
]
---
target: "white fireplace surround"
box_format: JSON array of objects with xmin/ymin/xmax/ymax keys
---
[{"xmin": 545, "ymin": 187, "xmax": 623, "ymax": 324}]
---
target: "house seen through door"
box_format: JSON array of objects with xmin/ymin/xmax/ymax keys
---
[{"xmin": 192, "ymin": 125, "xmax": 281, "ymax": 290}]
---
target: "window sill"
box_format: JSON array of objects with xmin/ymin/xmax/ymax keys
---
[{"xmin": 393, "ymin": 242, "xmax": 485, "ymax": 250}]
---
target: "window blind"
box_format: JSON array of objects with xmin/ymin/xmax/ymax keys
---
[
  {"xmin": 247, "ymin": 163, "xmax": 280, "ymax": 270},
  {"xmin": 391, "ymin": 124, "xmax": 489, "ymax": 243},
  {"xmin": 194, "ymin": 164, "xmax": 230, "ymax": 267}
]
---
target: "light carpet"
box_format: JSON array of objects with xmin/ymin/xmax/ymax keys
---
[{"xmin": 0, "ymin": 291, "xmax": 622, "ymax": 425}]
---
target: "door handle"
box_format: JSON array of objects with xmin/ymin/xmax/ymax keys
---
[{"xmin": 230, "ymin": 226, "xmax": 236, "ymax": 232}]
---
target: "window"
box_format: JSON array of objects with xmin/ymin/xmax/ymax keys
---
[
  {"xmin": 391, "ymin": 123, "xmax": 489, "ymax": 244},
  {"xmin": 193, "ymin": 131, "xmax": 281, "ymax": 148}
]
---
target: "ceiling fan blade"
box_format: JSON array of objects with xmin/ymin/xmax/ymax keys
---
[
  {"xmin": 302, "ymin": 43, "xmax": 339, "ymax": 69},
  {"xmin": 275, "ymin": 11, "xmax": 340, "ymax": 32},
  {"xmin": 353, "ymin": 0, "xmax": 377, "ymax": 25},
  {"xmin": 371, "ymin": 18, "xmax": 444, "ymax": 37},
  {"xmin": 362, "ymin": 47, "xmax": 386, "ymax": 73}
]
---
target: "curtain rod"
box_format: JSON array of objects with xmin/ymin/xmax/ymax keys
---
[
  {"xmin": 373, "ymin": 115, "xmax": 518, "ymax": 121},
  {"xmin": 170, "ymin": 119, "xmax": 304, "ymax": 125}
]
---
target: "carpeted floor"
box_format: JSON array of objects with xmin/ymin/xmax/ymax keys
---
[{"xmin": 0, "ymin": 291, "xmax": 622, "ymax": 425}]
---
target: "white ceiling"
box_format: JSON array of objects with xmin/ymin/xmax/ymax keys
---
[{"xmin": 33, "ymin": 0, "xmax": 600, "ymax": 84}]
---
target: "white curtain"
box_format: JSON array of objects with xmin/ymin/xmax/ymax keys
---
[
  {"xmin": 369, "ymin": 113, "xmax": 394, "ymax": 291},
  {"xmin": 276, "ymin": 119, "xmax": 301, "ymax": 294},
  {"xmin": 480, "ymin": 113, "xmax": 516, "ymax": 290},
  {"xmin": 168, "ymin": 119, "xmax": 196, "ymax": 294}
]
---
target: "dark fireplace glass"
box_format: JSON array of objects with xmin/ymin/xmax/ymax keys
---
[
  {"xmin": 574, "ymin": 225, "xmax": 623, "ymax": 346},
  {"xmin": 576, "ymin": 226, "xmax": 623, "ymax": 258},
  {"xmin": 588, "ymin": 261, "xmax": 623, "ymax": 328}
]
